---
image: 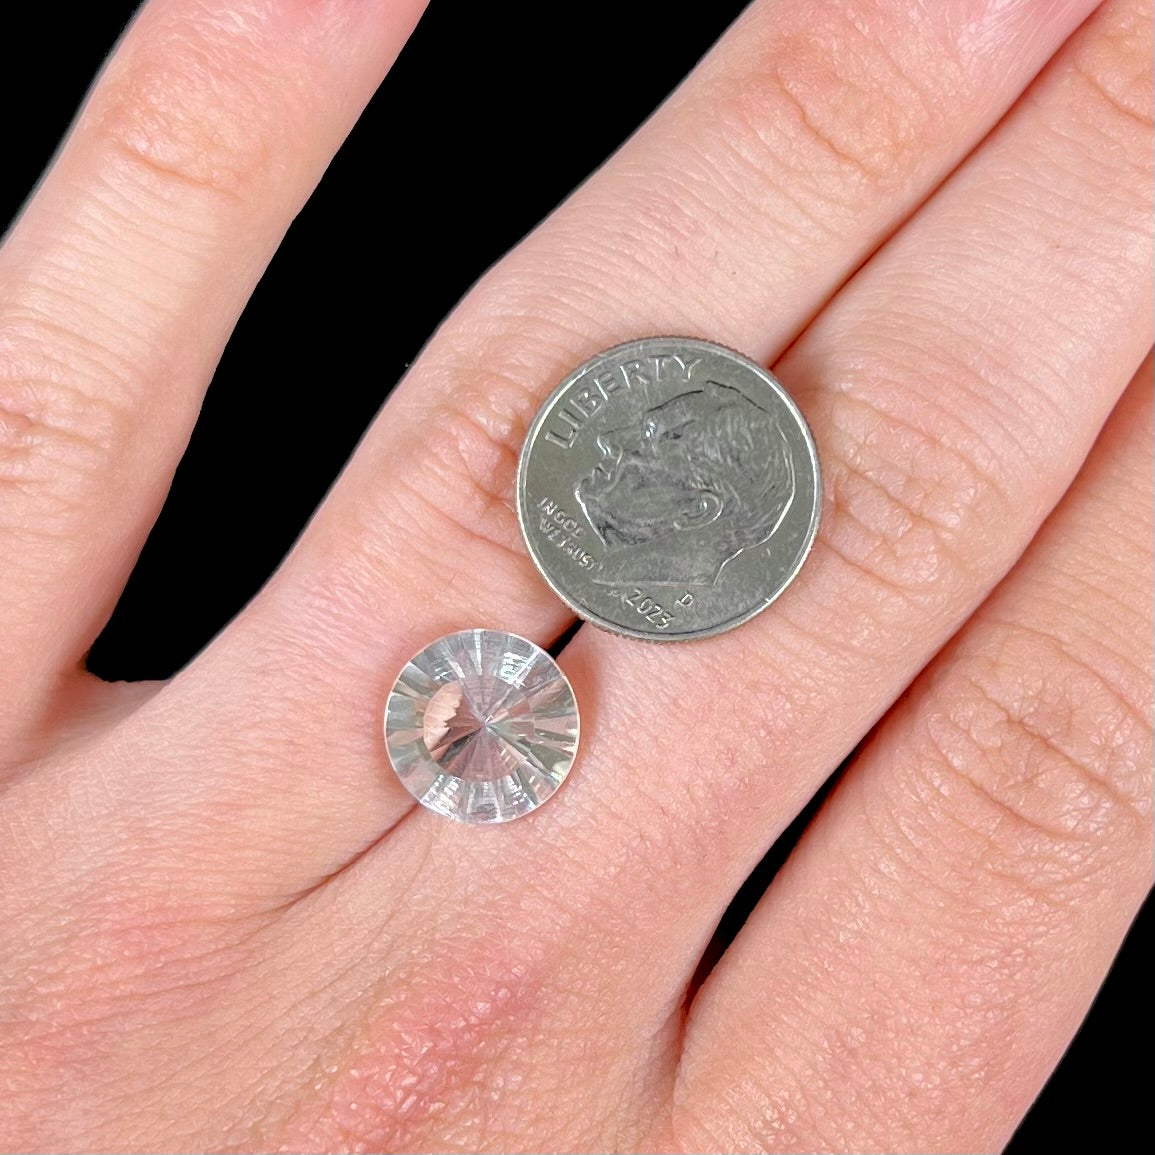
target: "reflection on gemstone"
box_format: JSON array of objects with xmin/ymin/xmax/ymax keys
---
[{"xmin": 384, "ymin": 629, "xmax": 580, "ymax": 823}]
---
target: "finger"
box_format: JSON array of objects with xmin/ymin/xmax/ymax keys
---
[
  {"xmin": 0, "ymin": 0, "xmax": 427, "ymax": 736},
  {"xmin": 130, "ymin": 0, "xmax": 1102, "ymax": 890},
  {"xmin": 262, "ymin": 1, "xmax": 1151, "ymax": 1137},
  {"xmin": 672, "ymin": 356, "xmax": 1154, "ymax": 1154}
]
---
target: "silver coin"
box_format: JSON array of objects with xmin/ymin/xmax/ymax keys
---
[{"xmin": 516, "ymin": 337, "xmax": 821, "ymax": 641}]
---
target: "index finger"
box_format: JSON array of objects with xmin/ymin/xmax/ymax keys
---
[{"xmin": 0, "ymin": 0, "xmax": 427, "ymax": 745}]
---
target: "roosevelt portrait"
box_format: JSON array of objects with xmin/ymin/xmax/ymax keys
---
[{"xmin": 575, "ymin": 381, "xmax": 796, "ymax": 587}]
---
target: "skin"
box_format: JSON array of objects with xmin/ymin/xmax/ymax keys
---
[{"xmin": 0, "ymin": 0, "xmax": 1150, "ymax": 1151}]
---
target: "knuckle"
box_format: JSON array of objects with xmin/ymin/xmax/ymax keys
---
[
  {"xmin": 376, "ymin": 319, "xmax": 605, "ymax": 571},
  {"xmin": 0, "ymin": 322, "xmax": 130, "ymax": 513},
  {"xmin": 704, "ymin": 2, "xmax": 946, "ymax": 197},
  {"xmin": 917, "ymin": 622, "xmax": 1152, "ymax": 887},
  {"xmin": 335, "ymin": 343, "xmax": 556, "ymax": 600},
  {"xmin": 401, "ymin": 366, "xmax": 532, "ymax": 564},
  {"xmin": 303, "ymin": 319, "xmax": 611, "ymax": 625},
  {"xmin": 555, "ymin": 170, "xmax": 736, "ymax": 316},
  {"xmin": 85, "ymin": 8, "xmax": 301, "ymax": 201},
  {"xmin": 1068, "ymin": 1, "xmax": 1154, "ymax": 137},
  {"xmin": 816, "ymin": 369, "xmax": 1013, "ymax": 614},
  {"xmin": 290, "ymin": 951, "xmax": 540, "ymax": 1154}
]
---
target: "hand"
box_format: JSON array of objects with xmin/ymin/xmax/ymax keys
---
[{"xmin": 1, "ymin": 1, "xmax": 1150, "ymax": 1151}]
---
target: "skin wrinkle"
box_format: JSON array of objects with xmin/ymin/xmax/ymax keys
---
[
  {"xmin": 921, "ymin": 694, "xmax": 1134, "ymax": 852},
  {"xmin": 91, "ymin": 4, "xmax": 315, "ymax": 202},
  {"xmin": 445, "ymin": 286, "xmax": 610, "ymax": 372},
  {"xmin": 819, "ymin": 432, "xmax": 987, "ymax": 599},
  {"xmin": 995, "ymin": 612, "xmax": 1152, "ymax": 734},
  {"xmin": 817, "ymin": 286, "xmax": 1077, "ymax": 477},
  {"xmin": 323, "ymin": 475, "xmax": 546, "ymax": 634},
  {"xmin": 0, "ymin": 291, "xmax": 164, "ymax": 407},
  {"xmin": 829, "ymin": 382, "xmax": 1001, "ymax": 531},
  {"xmin": 0, "ymin": 305, "xmax": 142, "ymax": 429},
  {"xmin": 710, "ymin": 0, "xmax": 959, "ymax": 194},
  {"xmin": 1071, "ymin": 10, "xmax": 1155, "ymax": 127},
  {"xmin": 1015, "ymin": 577, "xmax": 1153, "ymax": 692},
  {"xmin": 966, "ymin": 639, "xmax": 1149, "ymax": 817},
  {"xmin": 909, "ymin": 687, "xmax": 1145, "ymax": 901},
  {"xmin": 609, "ymin": 153, "xmax": 797, "ymax": 261},
  {"xmin": 385, "ymin": 440, "xmax": 526, "ymax": 568}
]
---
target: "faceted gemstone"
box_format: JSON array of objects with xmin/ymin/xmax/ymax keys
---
[{"xmin": 384, "ymin": 629, "xmax": 580, "ymax": 823}]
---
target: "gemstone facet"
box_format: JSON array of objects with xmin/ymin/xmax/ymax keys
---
[{"xmin": 384, "ymin": 629, "xmax": 579, "ymax": 823}]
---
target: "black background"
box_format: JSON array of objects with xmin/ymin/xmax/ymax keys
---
[{"xmin": 2, "ymin": 2, "xmax": 1147, "ymax": 1150}]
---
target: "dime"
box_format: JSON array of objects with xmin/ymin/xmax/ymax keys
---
[{"xmin": 516, "ymin": 337, "xmax": 821, "ymax": 641}]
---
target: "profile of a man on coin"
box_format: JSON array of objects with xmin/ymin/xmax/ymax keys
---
[{"xmin": 575, "ymin": 381, "xmax": 796, "ymax": 588}]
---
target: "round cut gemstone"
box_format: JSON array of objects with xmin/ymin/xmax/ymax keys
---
[{"xmin": 384, "ymin": 629, "xmax": 580, "ymax": 823}]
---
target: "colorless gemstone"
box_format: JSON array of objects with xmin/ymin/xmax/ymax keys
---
[{"xmin": 384, "ymin": 629, "xmax": 580, "ymax": 823}]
